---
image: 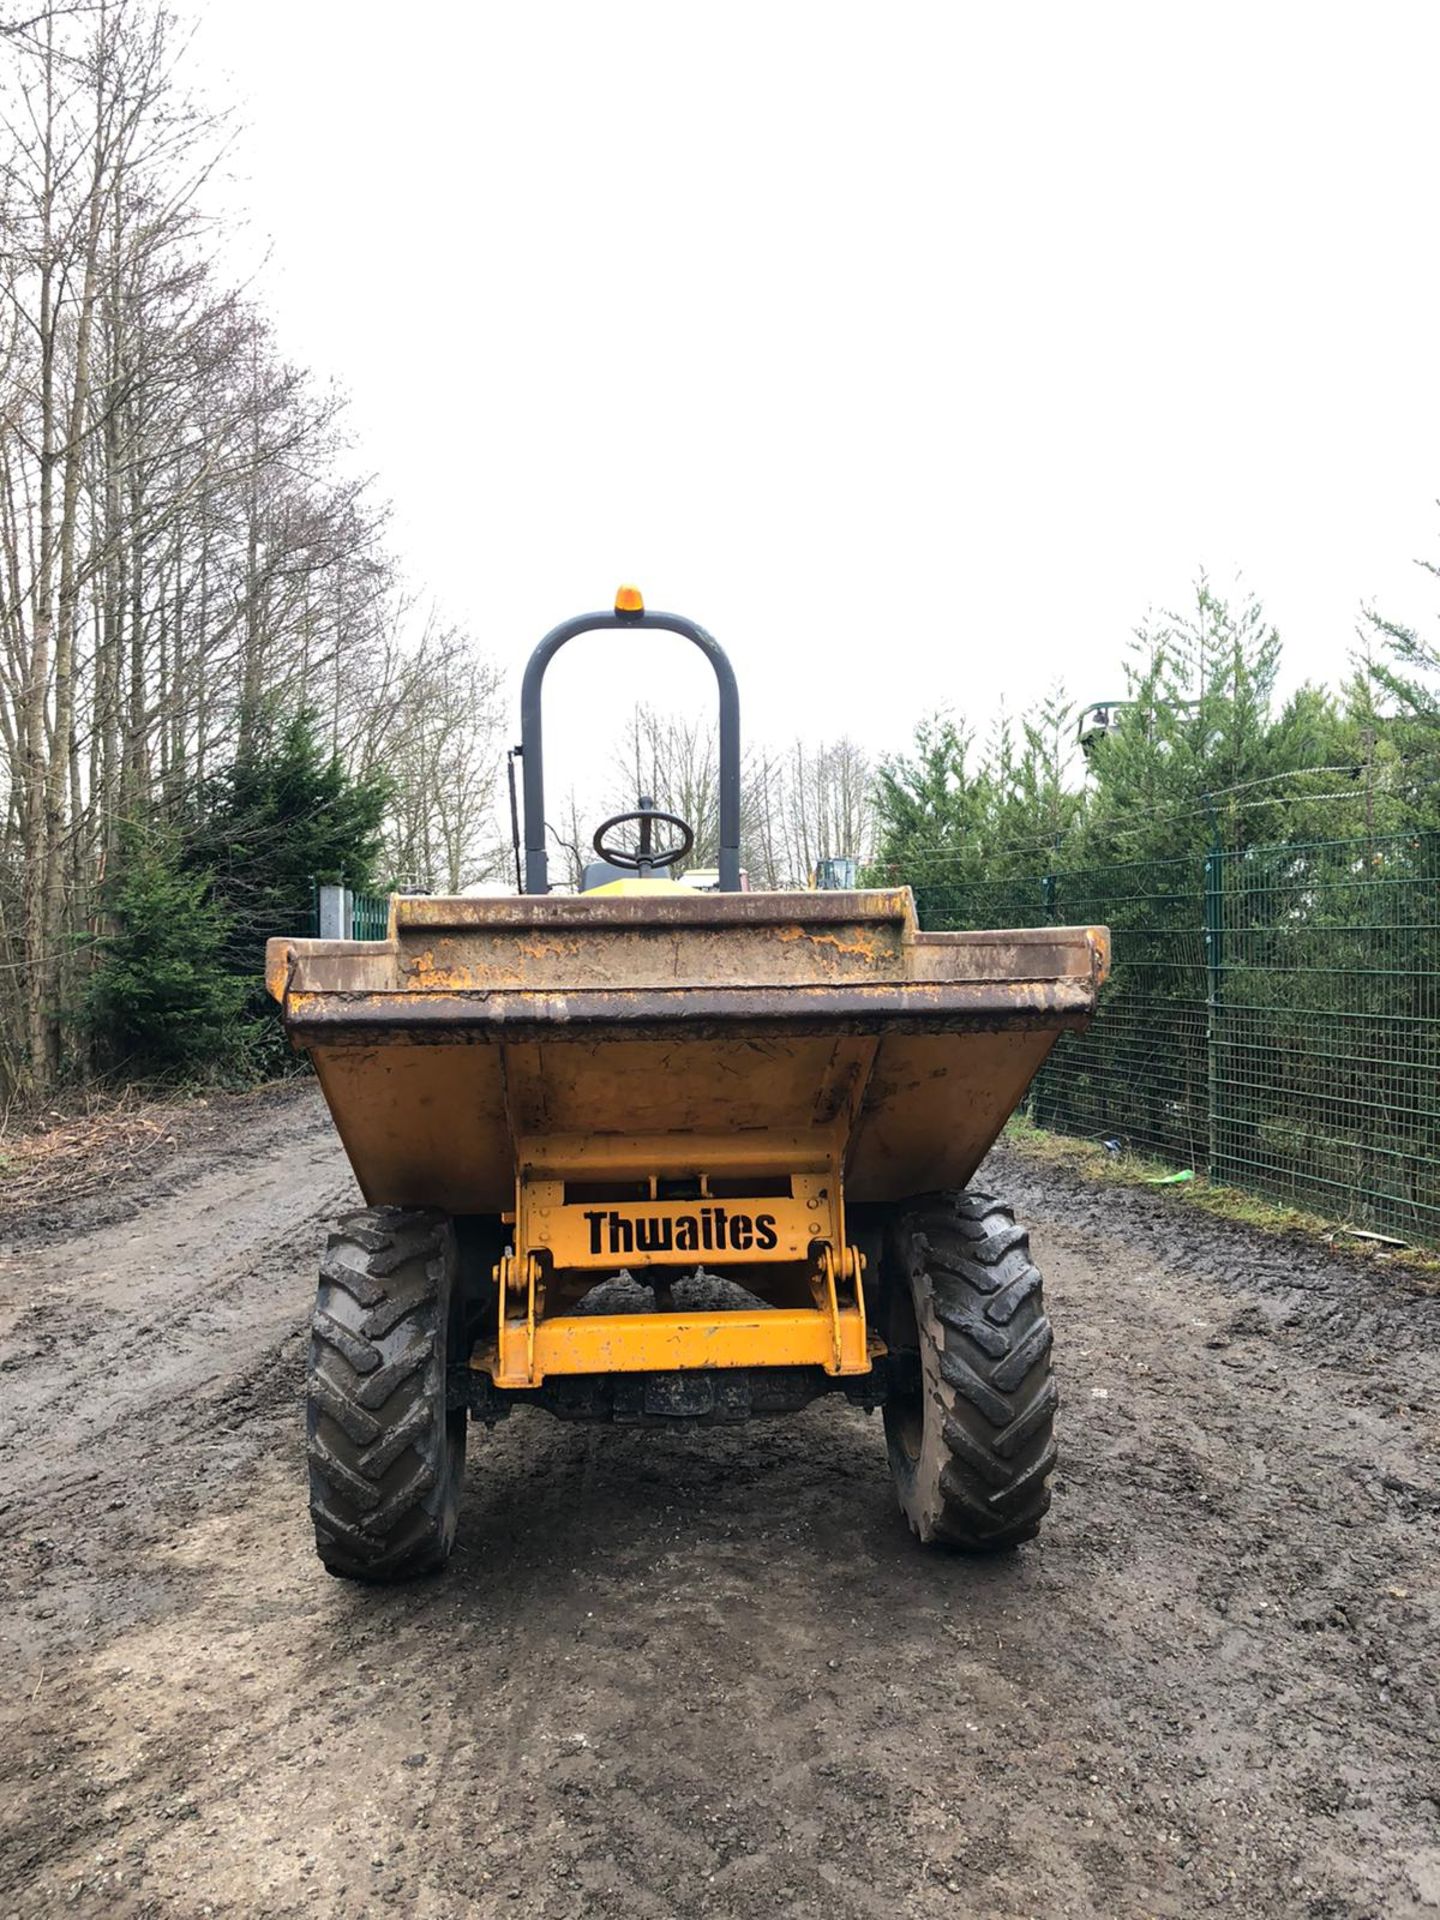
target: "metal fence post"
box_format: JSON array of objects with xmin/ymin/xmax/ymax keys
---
[
  {"xmin": 1030, "ymin": 872, "xmax": 1059, "ymax": 1123},
  {"xmin": 317, "ymin": 881, "xmax": 349, "ymax": 941},
  {"xmin": 1203, "ymin": 836, "xmax": 1224, "ymax": 1177}
]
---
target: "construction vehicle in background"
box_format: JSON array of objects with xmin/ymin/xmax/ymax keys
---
[
  {"xmin": 1077, "ymin": 699, "xmax": 1128, "ymax": 757},
  {"xmin": 266, "ymin": 589, "xmax": 1110, "ymax": 1581},
  {"xmin": 1078, "ymin": 695, "xmax": 1200, "ymax": 757},
  {"xmin": 813, "ymin": 855, "xmax": 859, "ymax": 890}
]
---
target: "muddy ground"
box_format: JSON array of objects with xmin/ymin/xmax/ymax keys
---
[{"xmin": 1, "ymin": 1083, "xmax": 1437, "ymax": 1920}]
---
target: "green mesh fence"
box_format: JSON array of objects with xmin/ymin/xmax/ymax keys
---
[
  {"xmin": 1210, "ymin": 834, "xmax": 1440, "ymax": 1238},
  {"xmin": 907, "ymin": 875, "xmax": 1049, "ymax": 935},
  {"xmin": 1041, "ymin": 858, "xmax": 1210, "ymax": 1167},
  {"xmin": 897, "ymin": 830, "xmax": 1440, "ymax": 1245}
]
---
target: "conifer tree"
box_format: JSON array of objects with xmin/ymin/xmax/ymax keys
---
[{"xmin": 86, "ymin": 827, "xmax": 246, "ymax": 1077}]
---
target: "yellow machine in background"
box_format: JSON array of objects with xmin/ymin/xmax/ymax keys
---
[{"xmin": 267, "ymin": 590, "xmax": 1109, "ymax": 1581}]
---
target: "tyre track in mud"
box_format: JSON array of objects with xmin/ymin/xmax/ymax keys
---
[
  {"xmin": 0, "ymin": 1086, "xmax": 355, "ymax": 1694},
  {"xmin": 0, "ymin": 1088, "xmax": 354, "ymax": 1516},
  {"xmin": 2, "ymin": 1093, "xmax": 1439, "ymax": 1919}
]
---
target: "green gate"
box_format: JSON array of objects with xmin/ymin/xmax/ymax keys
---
[
  {"xmin": 310, "ymin": 883, "xmax": 392, "ymax": 942},
  {"xmin": 349, "ymin": 891, "xmax": 390, "ymax": 941}
]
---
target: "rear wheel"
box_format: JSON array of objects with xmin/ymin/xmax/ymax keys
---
[
  {"xmin": 306, "ymin": 1206, "xmax": 467, "ymax": 1581},
  {"xmin": 882, "ymin": 1190, "xmax": 1056, "ymax": 1551}
]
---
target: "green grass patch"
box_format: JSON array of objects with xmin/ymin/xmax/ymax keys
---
[{"xmin": 1001, "ymin": 1112, "xmax": 1440, "ymax": 1282}]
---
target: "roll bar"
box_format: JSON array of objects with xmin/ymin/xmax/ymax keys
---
[{"xmin": 519, "ymin": 605, "xmax": 742, "ymax": 894}]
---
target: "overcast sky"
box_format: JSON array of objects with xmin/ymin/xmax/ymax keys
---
[{"xmin": 189, "ymin": 0, "xmax": 1440, "ymax": 802}]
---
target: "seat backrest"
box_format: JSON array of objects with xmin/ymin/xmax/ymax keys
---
[{"xmin": 581, "ymin": 858, "xmax": 633, "ymax": 893}]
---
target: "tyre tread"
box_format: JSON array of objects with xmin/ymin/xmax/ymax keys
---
[
  {"xmin": 884, "ymin": 1189, "xmax": 1057, "ymax": 1552},
  {"xmin": 305, "ymin": 1206, "xmax": 463, "ymax": 1582}
]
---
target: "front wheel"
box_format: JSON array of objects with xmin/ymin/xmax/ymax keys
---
[
  {"xmin": 306, "ymin": 1206, "xmax": 467, "ymax": 1581},
  {"xmin": 882, "ymin": 1190, "xmax": 1056, "ymax": 1551}
]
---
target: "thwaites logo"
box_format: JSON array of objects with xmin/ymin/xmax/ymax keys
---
[{"xmin": 583, "ymin": 1207, "xmax": 780, "ymax": 1257}]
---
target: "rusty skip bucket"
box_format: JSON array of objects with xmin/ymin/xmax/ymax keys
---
[
  {"xmin": 267, "ymin": 887, "xmax": 1108, "ymax": 1394},
  {"xmin": 266, "ymin": 888, "xmax": 1109, "ymax": 1217}
]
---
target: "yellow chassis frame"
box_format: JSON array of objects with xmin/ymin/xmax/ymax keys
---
[{"xmin": 476, "ymin": 1127, "xmax": 872, "ymax": 1389}]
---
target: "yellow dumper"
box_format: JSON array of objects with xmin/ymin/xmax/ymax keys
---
[{"xmin": 267, "ymin": 592, "xmax": 1109, "ymax": 1580}]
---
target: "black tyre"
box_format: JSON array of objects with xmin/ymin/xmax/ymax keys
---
[
  {"xmin": 882, "ymin": 1190, "xmax": 1056, "ymax": 1551},
  {"xmin": 306, "ymin": 1206, "xmax": 467, "ymax": 1581}
]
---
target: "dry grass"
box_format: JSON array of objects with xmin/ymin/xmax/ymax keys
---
[{"xmin": 0, "ymin": 1089, "xmax": 192, "ymax": 1215}]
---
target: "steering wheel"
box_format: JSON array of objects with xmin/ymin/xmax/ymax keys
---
[{"xmin": 593, "ymin": 808, "xmax": 694, "ymax": 874}]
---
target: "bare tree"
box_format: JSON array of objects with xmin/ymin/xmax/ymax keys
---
[
  {"xmin": 0, "ymin": 0, "xmax": 503, "ymax": 1094},
  {"xmin": 775, "ymin": 735, "xmax": 874, "ymax": 884},
  {"xmin": 374, "ymin": 617, "xmax": 506, "ymax": 892},
  {"xmin": 601, "ymin": 707, "xmax": 874, "ymax": 888}
]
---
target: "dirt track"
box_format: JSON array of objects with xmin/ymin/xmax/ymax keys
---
[{"xmin": 2, "ymin": 1085, "xmax": 1438, "ymax": 1920}]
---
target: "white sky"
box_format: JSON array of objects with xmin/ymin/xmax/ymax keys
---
[{"xmin": 189, "ymin": 0, "xmax": 1440, "ymax": 806}]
